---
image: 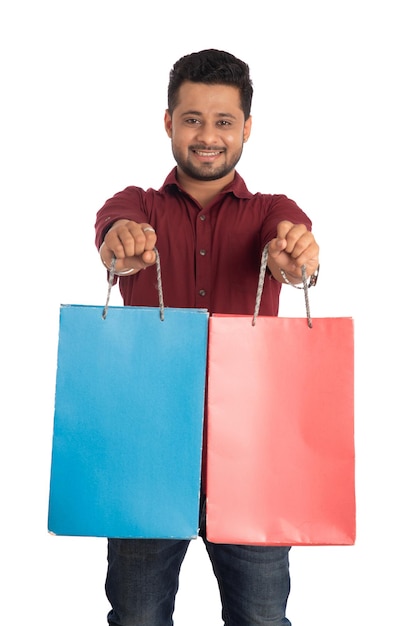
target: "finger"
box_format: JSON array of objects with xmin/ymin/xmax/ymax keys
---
[
  {"xmin": 268, "ymin": 237, "xmax": 287, "ymax": 256},
  {"xmin": 104, "ymin": 228, "xmax": 129, "ymax": 259},
  {"xmin": 104, "ymin": 222, "xmax": 140, "ymax": 258},
  {"xmin": 140, "ymin": 249, "xmax": 157, "ymax": 266},
  {"xmin": 118, "ymin": 224, "xmax": 157, "ymax": 268},
  {"xmin": 286, "ymin": 241, "xmax": 320, "ymax": 275},
  {"xmin": 290, "ymin": 232, "xmax": 316, "ymax": 259},
  {"xmin": 121, "ymin": 222, "xmax": 152, "ymax": 257},
  {"xmin": 124, "ymin": 224, "xmax": 157, "ymax": 268},
  {"xmin": 279, "ymin": 224, "xmax": 311, "ymax": 256},
  {"xmin": 140, "ymin": 225, "xmax": 157, "ymax": 253},
  {"xmin": 276, "ymin": 220, "xmax": 294, "ymax": 240},
  {"xmin": 107, "ymin": 222, "xmax": 155, "ymax": 258}
]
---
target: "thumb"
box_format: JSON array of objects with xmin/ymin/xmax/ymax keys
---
[
  {"xmin": 268, "ymin": 237, "xmax": 287, "ymax": 255},
  {"xmin": 140, "ymin": 249, "xmax": 157, "ymax": 267}
]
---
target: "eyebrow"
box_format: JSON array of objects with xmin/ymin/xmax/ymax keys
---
[{"xmin": 181, "ymin": 110, "xmax": 238, "ymax": 120}]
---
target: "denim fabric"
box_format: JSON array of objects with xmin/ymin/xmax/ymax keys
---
[
  {"xmin": 106, "ymin": 537, "xmax": 189, "ymax": 625},
  {"xmin": 106, "ymin": 536, "xmax": 292, "ymax": 626}
]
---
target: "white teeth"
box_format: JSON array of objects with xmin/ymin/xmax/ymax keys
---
[{"xmin": 195, "ymin": 151, "xmax": 220, "ymax": 156}]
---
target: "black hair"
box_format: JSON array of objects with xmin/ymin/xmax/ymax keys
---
[{"xmin": 167, "ymin": 49, "xmax": 253, "ymax": 120}]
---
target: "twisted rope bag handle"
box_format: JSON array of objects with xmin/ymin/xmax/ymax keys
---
[
  {"xmin": 102, "ymin": 248, "xmax": 165, "ymax": 321},
  {"xmin": 102, "ymin": 244, "xmax": 311, "ymax": 327},
  {"xmin": 252, "ymin": 244, "xmax": 312, "ymax": 328}
]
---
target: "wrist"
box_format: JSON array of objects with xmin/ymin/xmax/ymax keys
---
[
  {"xmin": 280, "ymin": 266, "xmax": 320, "ymax": 289},
  {"xmin": 279, "ymin": 268, "xmax": 302, "ymax": 285}
]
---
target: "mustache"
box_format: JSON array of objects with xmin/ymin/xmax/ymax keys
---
[{"xmin": 189, "ymin": 145, "xmax": 225, "ymax": 152}]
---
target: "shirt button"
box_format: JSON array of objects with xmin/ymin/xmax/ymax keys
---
[
  {"xmin": 199, "ymin": 215, "xmax": 206, "ymax": 221},
  {"xmin": 199, "ymin": 289, "xmax": 206, "ymax": 297},
  {"xmin": 199, "ymin": 249, "xmax": 206, "ymax": 256}
]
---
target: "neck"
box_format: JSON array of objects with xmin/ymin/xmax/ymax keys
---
[{"xmin": 176, "ymin": 168, "xmax": 235, "ymax": 208}]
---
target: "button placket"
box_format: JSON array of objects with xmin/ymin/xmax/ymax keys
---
[{"xmin": 196, "ymin": 211, "xmax": 211, "ymax": 307}]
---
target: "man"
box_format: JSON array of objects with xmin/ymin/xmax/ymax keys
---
[{"xmin": 95, "ymin": 49, "xmax": 320, "ymax": 626}]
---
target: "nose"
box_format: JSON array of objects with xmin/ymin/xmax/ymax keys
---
[{"xmin": 195, "ymin": 122, "xmax": 219, "ymax": 146}]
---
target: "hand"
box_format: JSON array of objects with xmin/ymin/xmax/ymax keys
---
[
  {"xmin": 268, "ymin": 221, "xmax": 319, "ymax": 282},
  {"xmin": 100, "ymin": 220, "xmax": 157, "ymax": 274}
]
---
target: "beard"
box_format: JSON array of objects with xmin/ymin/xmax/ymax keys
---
[{"xmin": 171, "ymin": 144, "xmax": 244, "ymax": 181}]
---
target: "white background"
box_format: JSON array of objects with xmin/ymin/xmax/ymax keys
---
[{"xmin": 1, "ymin": 1, "xmax": 417, "ymax": 624}]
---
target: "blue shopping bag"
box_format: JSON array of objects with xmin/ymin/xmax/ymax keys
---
[{"xmin": 48, "ymin": 257, "xmax": 208, "ymax": 538}]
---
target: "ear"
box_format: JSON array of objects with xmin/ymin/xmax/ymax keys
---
[
  {"xmin": 243, "ymin": 115, "xmax": 252, "ymax": 143},
  {"xmin": 164, "ymin": 110, "xmax": 173, "ymax": 138}
]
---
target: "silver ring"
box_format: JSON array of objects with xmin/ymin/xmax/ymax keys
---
[{"xmin": 143, "ymin": 227, "xmax": 155, "ymax": 233}]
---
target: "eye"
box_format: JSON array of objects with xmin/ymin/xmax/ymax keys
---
[
  {"xmin": 184, "ymin": 118, "xmax": 201, "ymax": 125},
  {"xmin": 217, "ymin": 119, "xmax": 232, "ymax": 127}
]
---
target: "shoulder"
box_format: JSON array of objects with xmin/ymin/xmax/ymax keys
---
[{"xmin": 249, "ymin": 193, "xmax": 312, "ymax": 232}]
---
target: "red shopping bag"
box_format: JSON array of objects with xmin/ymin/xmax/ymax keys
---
[{"xmin": 206, "ymin": 255, "xmax": 355, "ymax": 546}]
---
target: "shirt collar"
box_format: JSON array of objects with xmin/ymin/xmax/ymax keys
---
[{"xmin": 160, "ymin": 167, "xmax": 253, "ymax": 200}]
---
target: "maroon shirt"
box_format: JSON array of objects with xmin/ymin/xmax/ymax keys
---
[{"xmin": 95, "ymin": 168, "xmax": 312, "ymax": 316}]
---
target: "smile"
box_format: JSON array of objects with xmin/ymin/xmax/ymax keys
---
[{"xmin": 193, "ymin": 150, "xmax": 223, "ymax": 157}]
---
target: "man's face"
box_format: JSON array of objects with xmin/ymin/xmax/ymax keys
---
[{"xmin": 164, "ymin": 81, "xmax": 252, "ymax": 182}]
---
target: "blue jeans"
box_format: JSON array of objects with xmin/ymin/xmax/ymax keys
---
[{"xmin": 106, "ymin": 506, "xmax": 292, "ymax": 625}]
